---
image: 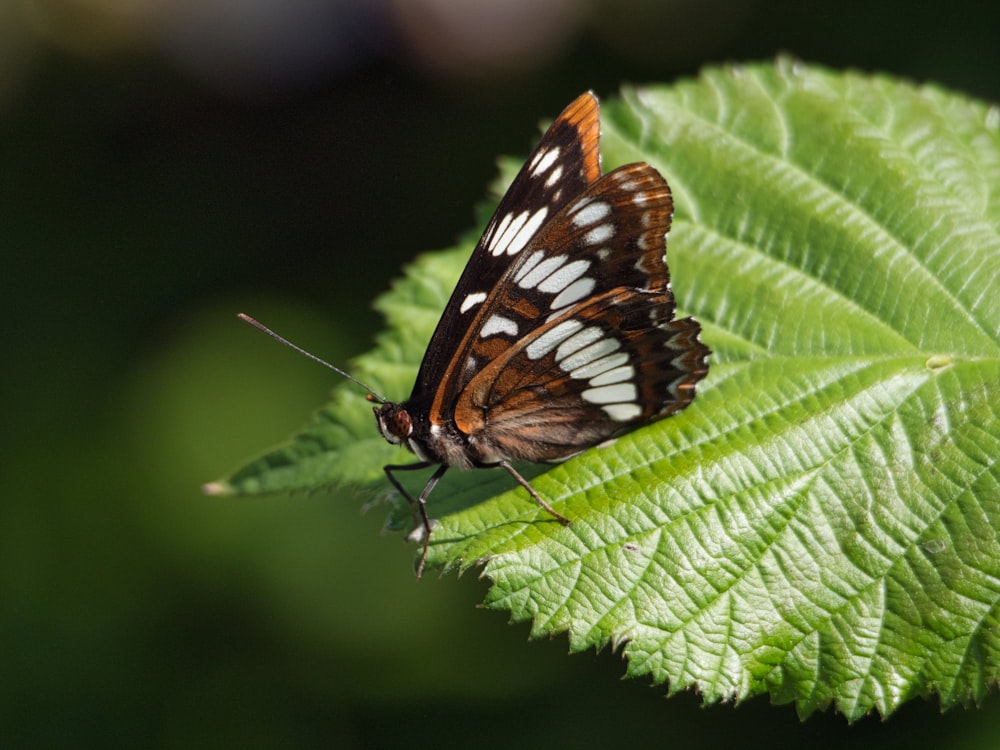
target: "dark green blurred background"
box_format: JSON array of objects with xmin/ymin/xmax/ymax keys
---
[{"xmin": 3, "ymin": 0, "xmax": 999, "ymax": 746}]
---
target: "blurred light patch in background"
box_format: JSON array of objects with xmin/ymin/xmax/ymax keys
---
[
  {"xmin": 146, "ymin": 0, "xmax": 391, "ymax": 96},
  {"xmin": 391, "ymin": 0, "xmax": 585, "ymax": 78},
  {"xmin": 0, "ymin": 0, "xmax": 754, "ymax": 106},
  {"xmin": 6, "ymin": 0, "xmax": 392, "ymax": 99},
  {"xmin": 0, "ymin": 1, "xmax": 38, "ymax": 109}
]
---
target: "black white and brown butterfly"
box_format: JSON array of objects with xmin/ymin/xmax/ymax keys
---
[{"xmin": 238, "ymin": 92, "xmax": 710, "ymax": 576}]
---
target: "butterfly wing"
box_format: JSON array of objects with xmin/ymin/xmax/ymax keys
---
[
  {"xmin": 454, "ymin": 288, "xmax": 707, "ymax": 463},
  {"xmin": 400, "ymin": 91, "xmax": 709, "ymax": 468},
  {"xmin": 406, "ymin": 92, "xmax": 602, "ymax": 411},
  {"xmin": 436, "ymin": 157, "xmax": 697, "ymax": 422},
  {"xmin": 449, "ymin": 163, "xmax": 709, "ymax": 463}
]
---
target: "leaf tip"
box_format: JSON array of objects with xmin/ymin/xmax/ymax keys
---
[{"xmin": 202, "ymin": 480, "xmax": 233, "ymax": 497}]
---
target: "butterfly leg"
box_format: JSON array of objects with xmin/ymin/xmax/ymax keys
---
[
  {"xmin": 384, "ymin": 462, "xmax": 447, "ymax": 577},
  {"xmin": 498, "ymin": 461, "xmax": 572, "ymax": 526}
]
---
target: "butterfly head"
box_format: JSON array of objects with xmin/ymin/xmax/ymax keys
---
[{"xmin": 374, "ymin": 402, "xmax": 412, "ymax": 445}]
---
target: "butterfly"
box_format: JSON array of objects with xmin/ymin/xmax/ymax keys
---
[{"xmin": 241, "ymin": 91, "xmax": 709, "ymax": 577}]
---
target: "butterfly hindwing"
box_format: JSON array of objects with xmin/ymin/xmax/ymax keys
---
[{"xmin": 453, "ymin": 287, "xmax": 708, "ymax": 463}]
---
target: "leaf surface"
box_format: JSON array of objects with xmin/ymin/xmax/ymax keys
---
[{"xmin": 211, "ymin": 60, "xmax": 1000, "ymax": 719}]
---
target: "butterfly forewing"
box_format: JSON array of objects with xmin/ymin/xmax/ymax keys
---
[
  {"xmin": 408, "ymin": 93, "xmax": 602, "ymax": 409},
  {"xmin": 431, "ymin": 160, "xmax": 677, "ymax": 422}
]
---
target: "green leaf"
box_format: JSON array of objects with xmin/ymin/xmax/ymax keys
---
[{"xmin": 209, "ymin": 59, "xmax": 1000, "ymax": 719}]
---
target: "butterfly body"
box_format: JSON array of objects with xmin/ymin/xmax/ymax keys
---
[{"xmin": 374, "ymin": 92, "xmax": 710, "ymax": 575}]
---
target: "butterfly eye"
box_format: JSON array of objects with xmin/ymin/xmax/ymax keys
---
[{"xmin": 375, "ymin": 403, "xmax": 413, "ymax": 444}]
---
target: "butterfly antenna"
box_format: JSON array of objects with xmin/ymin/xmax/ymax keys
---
[{"xmin": 237, "ymin": 313, "xmax": 387, "ymax": 404}]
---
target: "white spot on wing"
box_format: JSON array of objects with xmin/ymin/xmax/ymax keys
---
[
  {"xmin": 526, "ymin": 319, "xmax": 583, "ymax": 360},
  {"xmin": 550, "ymin": 276, "xmax": 596, "ymax": 309},
  {"xmin": 537, "ymin": 259, "xmax": 591, "ymax": 293},
  {"xmin": 530, "ymin": 146, "xmax": 560, "ymax": 176},
  {"xmin": 563, "ymin": 340, "xmax": 622, "ymax": 373},
  {"xmin": 516, "ymin": 254, "xmax": 567, "ymax": 289},
  {"xmin": 502, "ymin": 207, "xmax": 548, "ymax": 256},
  {"xmin": 489, "ymin": 210, "xmax": 529, "ymax": 256},
  {"xmin": 589, "ymin": 364, "xmax": 634, "ymax": 386},
  {"xmin": 460, "ymin": 291, "xmax": 487, "ymax": 314},
  {"xmin": 488, "ymin": 212, "xmax": 514, "ymax": 252},
  {"xmin": 479, "ymin": 314, "xmax": 518, "ymax": 338},
  {"xmin": 582, "ymin": 382, "xmax": 638, "ymax": 404},
  {"xmin": 584, "ymin": 224, "xmax": 615, "ymax": 245},
  {"xmin": 570, "ymin": 200, "xmax": 611, "ymax": 228},
  {"xmin": 555, "ymin": 326, "xmax": 603, "ymax": 362},
  {"xmin": 513, "ymin": 250, "xmax": 545, "ymax": 283},
  {"xmin": 603, "ymin": 403, "xmax": 642, "ymax": 421},
  {"xmin": 544, "ymin": 165, "xmax": 564, "ymax": 188}
]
